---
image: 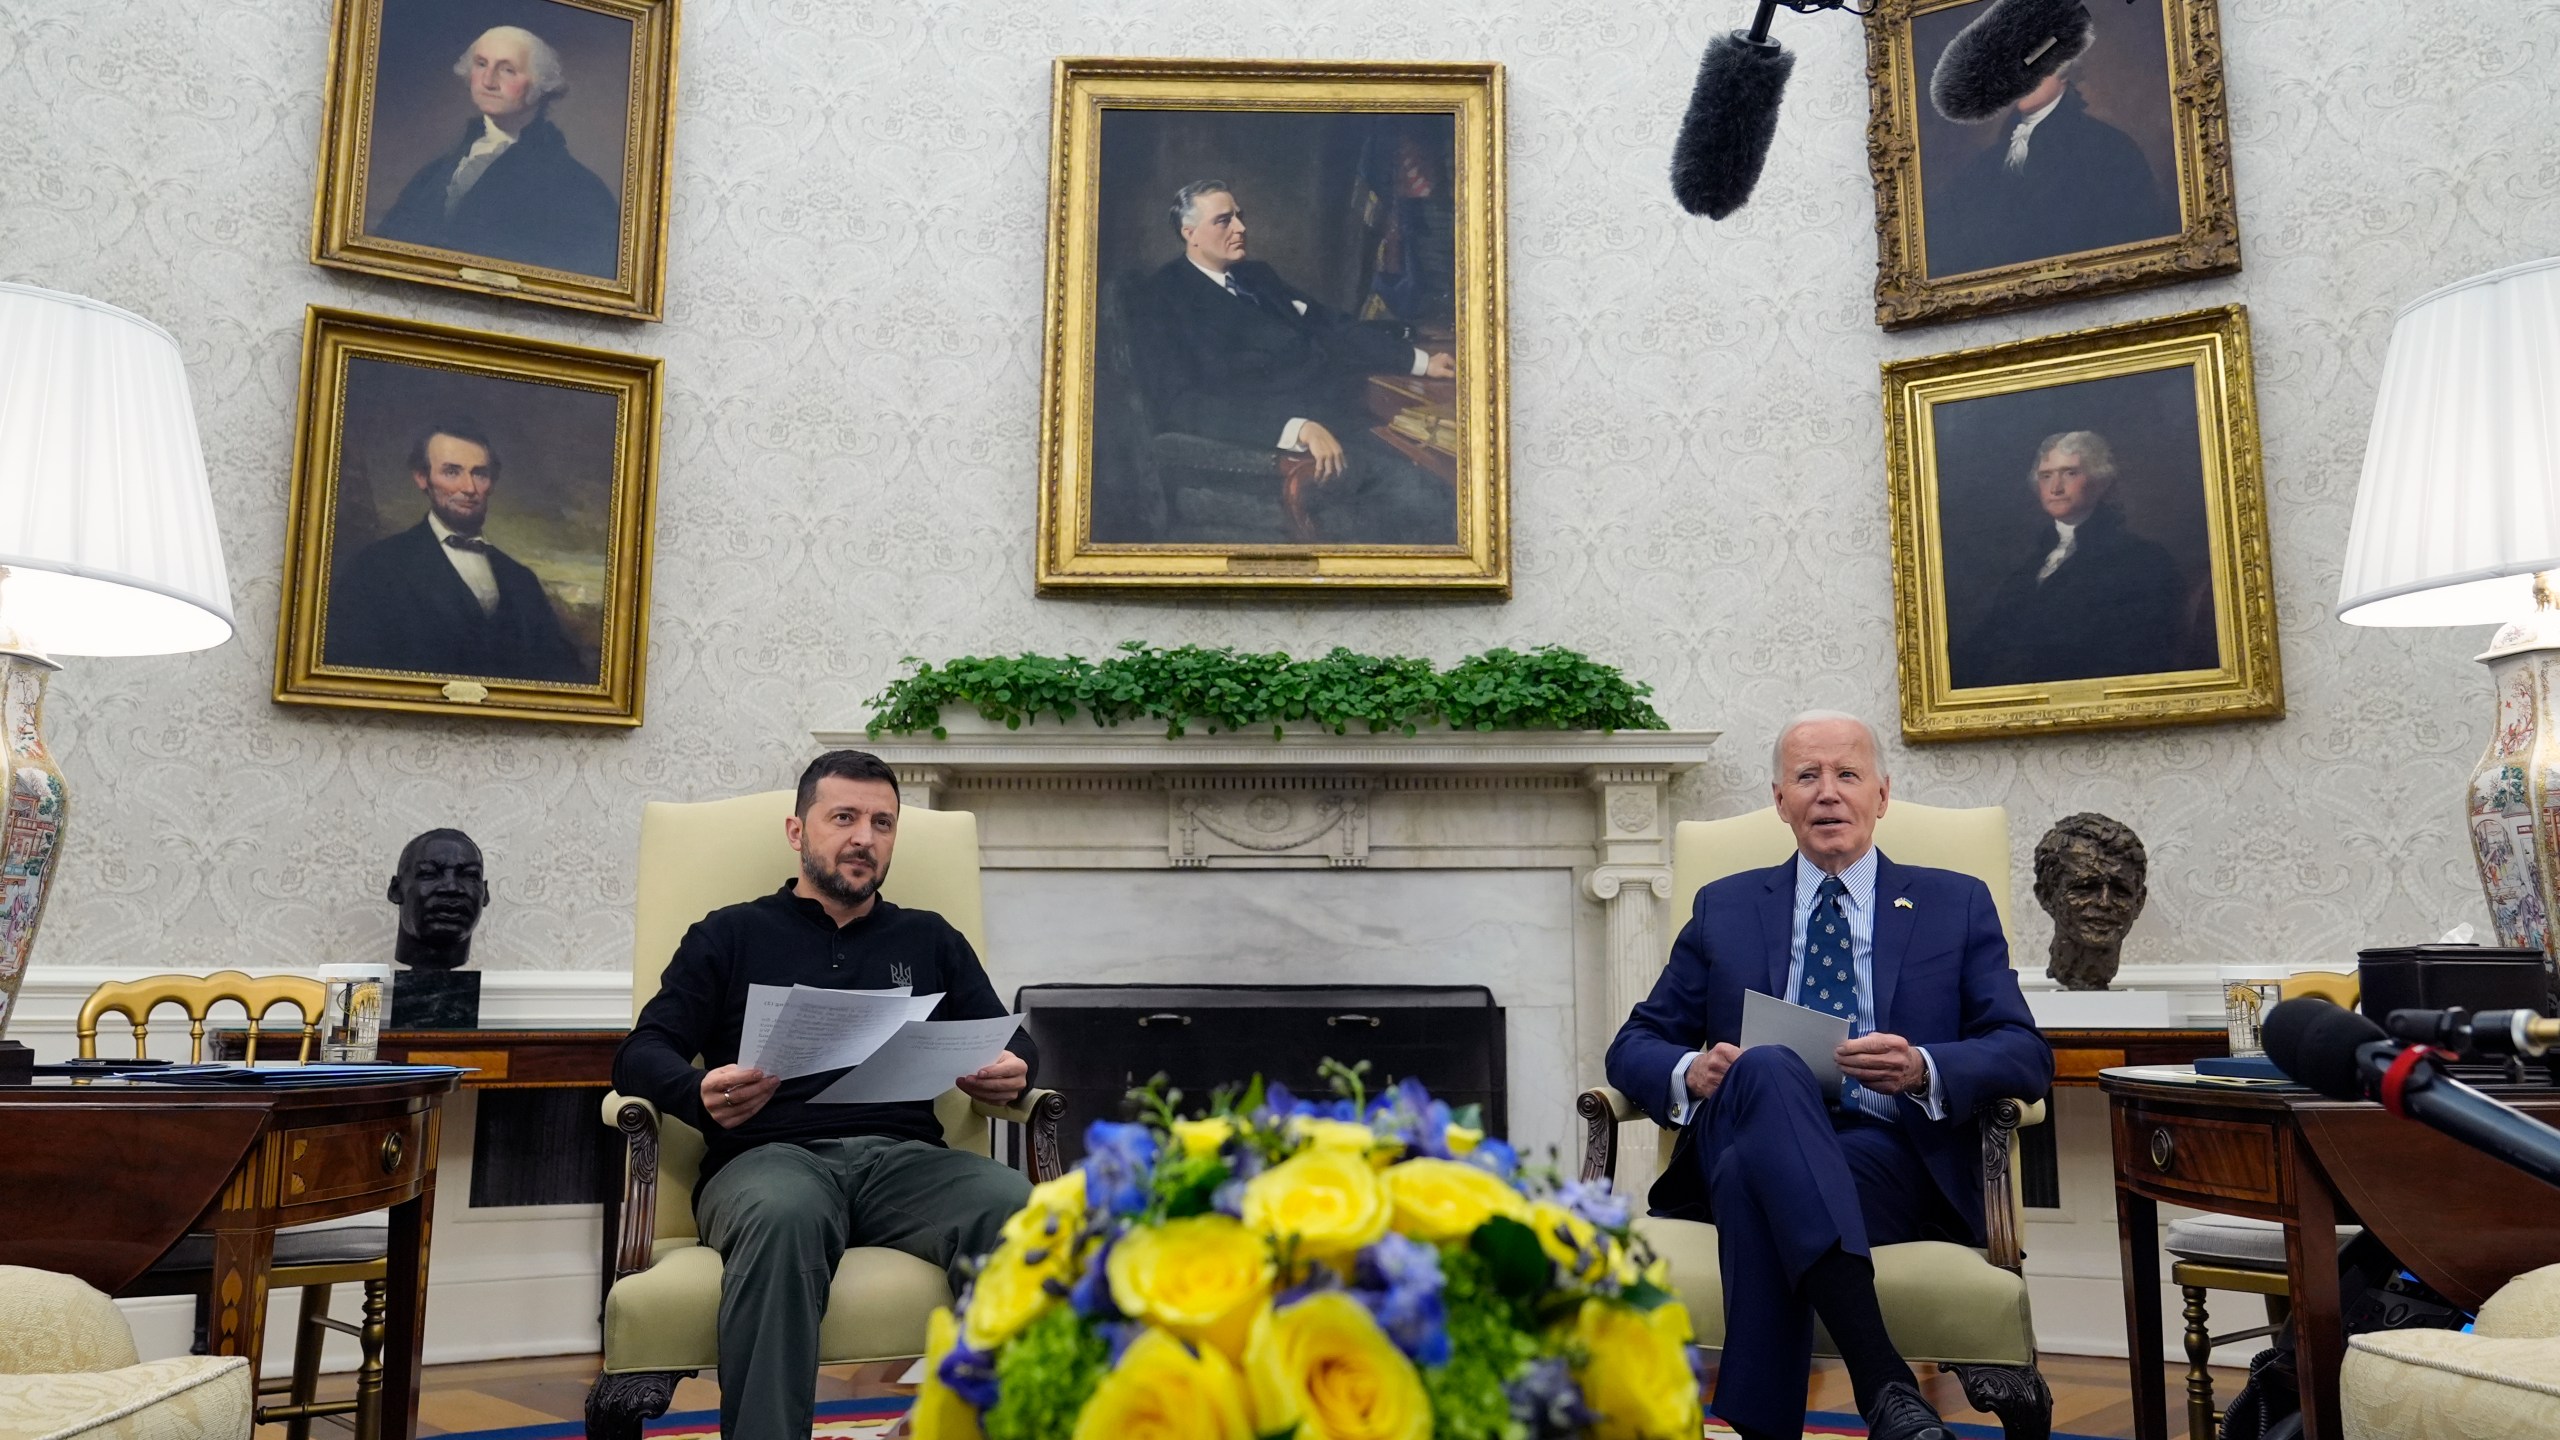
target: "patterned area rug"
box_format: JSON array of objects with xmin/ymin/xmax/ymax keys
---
[{"xmin": 431, "ymin": 1399, "xmax": 2110, "ymax": 1440}]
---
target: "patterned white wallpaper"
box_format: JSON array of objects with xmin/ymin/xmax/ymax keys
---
[{"xmin": 2, "ymin": 0, "xmax": 2552, "ymax": 976}]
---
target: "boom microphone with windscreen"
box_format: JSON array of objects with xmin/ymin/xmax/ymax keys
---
[
  {"xmin": 1671, "ymin": 26, "xmax": 1798, "ymax": 219},
  {"xmin": 2263, "ymin": 996, "xmax": 2389, "ymax": 1101},
  {"xmin": 1928, "ymin": 0, "xmax": 2101, "ymax": 124}
]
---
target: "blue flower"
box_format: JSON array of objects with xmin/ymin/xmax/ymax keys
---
[
  {"xmin": 1554, "ymin": 1177, "xmax": 1629, "ymax": 1231},
  {"xmin": 936, "ymin": 1335, "xmax": 1000, "ymax": 1412},
  {"xmin": 1259, "ymin": 1082, "xmax": 1316, "ymax": 1121},
  {"xmin": 1351, "ymin": 1233, "xmax": 1449, "ymax": 1367},
  {"xmin": 1362, "ymin": 1076, "xmax": 1456, "ymax": 1159},
  {"xmin": 1211, "ymin": 1178, "xmax": 1247, "ymax": 1218},
  {"xmin": 1464, "ymin": 1136, "xmax": 1519, "ymax": 1179},
  {"xmin": 1095, "ymin": 1319, "xmax": 1145, "ymax": 1365},
  {"xmin": 1507, "ymin": 1355, "xmax": 1595, "ymax": 1438},
  {"xmin": 1070, "ymin": 1236, "xmax": 1123, "ymax": 1320},
  {"xmin": 1082, "ymin": 1121, "xmax": 1159, "ymax": 1216}
]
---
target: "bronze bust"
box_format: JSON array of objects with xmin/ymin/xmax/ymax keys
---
[
  {"xmin": 387, "ymin": 828, "xmax": 488, "ymax": 972},
  {"xmin": 2031, "ymin": 812, "xmax": 2148, "ymax": 991}
]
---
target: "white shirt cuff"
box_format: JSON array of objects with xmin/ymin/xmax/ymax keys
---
[
  {"xmin": 1668, "ymin": 1050, "xmax": 1701, "ymax": 1126},
  {"xmin": 1409, "ymin": 349, "xmax": 1429, "ymax": 377},
  {"xmin": 1279, "ymin": 417, "xmax": 1308, "ymax": 451},
  {"xmin": 1910, "ymin": 1047, "xmax": 1947, "ymax": 1121}
]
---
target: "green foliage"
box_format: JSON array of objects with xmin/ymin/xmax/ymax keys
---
[
  {"xmin": 981, "ymin": 1307, "xmax": 1109, "ymax": 1440},
  {"xmin": 1468, "ymin": 1216, "xmax": 1553, "ymax": 1303},
  {"xmin": 1426, "ymin": 1246, "xmax": 1540, "ymax": 1440},
  {"xmin": 864, "ymin": 642, "xmax": 1667, "ymax": 740}
]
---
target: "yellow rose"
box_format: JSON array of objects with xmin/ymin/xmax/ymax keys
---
[
  {"xmin": 1570, "ymin": 1298, "xmax": 1703, "ymax": 1440},
  {"xmin": 961, "ymin": 1238, "xmax": 1065, "ymax": 1351},
  {"xmin": 910, "ymin": 1307, "xmax": 983, "ymax": 1440},
  {"xmin": 1070, "ymin": 1326, "xmax": 1254, "ymax": 1440},
  {"xmin": 1289, "ymin": 1116, "xmax": 1388, "ymax": 1160},
  {"xmin": 1528, "ymin": 1200, "xmax": 1617, "ymax": 1284},
  {"xmin": 1106, "ymin": 1215, "xmax": 1275, "ymax": 1360},
  {"xmin": 1382, "ymin": 1157, "xmax": 1530, "ymax": 1244},
  {"xmin": 1000, "ymin": 1168, "xmax": 1088, "ymax": 1247},
  {"xmin": 1170, "ymin": 1116, "xmax": 1237, "ymax": 1159},
  {"xmin": 1245, "ymin": 1292, "xmax": 1431, "ymax": 1440},
  {"xmin": 1443, "ymin": 1122, "xmax": 1483, "ymax": 1155},
  {"xmin": 1243, "ymin": 1147, "xmax": 1391, "ymax": 1259}
]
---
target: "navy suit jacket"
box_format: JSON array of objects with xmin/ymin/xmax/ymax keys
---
[{"xmin": 1604, "ymin": 851, "xmax": 2052, "ymax": 1243}]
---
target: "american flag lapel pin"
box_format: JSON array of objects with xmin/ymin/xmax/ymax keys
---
[{"xmin": 1893, "ymin": 897, "xmax": 1914, "ymax": 910}]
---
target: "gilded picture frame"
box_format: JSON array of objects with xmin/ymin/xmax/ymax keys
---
[
  {"xmin": 1883, "ymin": 305, "xmax": 2281, "ymax": 741},
  {"xmin": 1035, "ymin": 58, "xmax": 1509, "ymax": 592},
  {"xmin": 274, "ymin": 308, "xmax": 664, "ymax": 726},
  {"xmin": 1866, "ymin": 0, "xmax": 2241, "ymax": 330},
  {"xmin": 310, "ymin": 0, "xmax": 681, "ymax": 320}
]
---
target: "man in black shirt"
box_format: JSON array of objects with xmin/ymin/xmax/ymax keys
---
[{"xmin": 613, "ymin": 750, "xmax": 1033, "ymax": 1440}]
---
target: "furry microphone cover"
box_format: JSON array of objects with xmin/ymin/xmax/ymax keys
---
[
  {"xmin": 1930, "ymin": 0, "xmax": 2095, "ymax": 123},
  {"xmin": 1670, "ymin": 30, "xmax": 1797, "ymax": 220}
]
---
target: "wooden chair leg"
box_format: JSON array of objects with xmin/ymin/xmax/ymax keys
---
[
  {"xmin": 1952, "ymin": 1361, "xmax": 2053, "ymax": 1440},
  {"xmin": 584, "ymin": 1371, "xmax": 688, "ymax": 1440},
  {"xmin": 355, "ymin": 1279, "xmax": 388, "ymax": 1440},
  {"xmin": 285, "ymin": 1283, "xmax": 333, "ymax": 1440},
  {"xmin": 2182, "ymin": 1284, "xmax": 2217, "ymax": 1440}
]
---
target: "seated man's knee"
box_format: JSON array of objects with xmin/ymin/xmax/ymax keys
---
[{"xmin": 1724, "ymin": 1043, "xmax": 1821, "ymax": 1098}]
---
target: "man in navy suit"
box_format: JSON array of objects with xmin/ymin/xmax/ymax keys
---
[
  {"xmin": 1606, "ymin": 712, "xmax": 2052, "ymax": 1440},
  {"xmin": 323, "ymin": 420, "xmax": 589, "ymax": 685},
  {"xmin": 1126, "ymin": 179, "xmax": 1456, "ymax": 544}
]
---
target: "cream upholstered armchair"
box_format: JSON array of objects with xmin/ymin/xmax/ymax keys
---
[
  {"xmin": 2341, "ymin": 1261, "xmax": 2560, "ymax": 1437},
  {"xmin": 1576, "ymin": 802, "xmax": 2055, "ymax": 1440},
  {"xmin": 584, "ymin": 793, "xmax": 1063, "ymax": 1440},
  {"xmin": 0, "ymin": 1265, "xmax": 252, "ymax": 1440}
]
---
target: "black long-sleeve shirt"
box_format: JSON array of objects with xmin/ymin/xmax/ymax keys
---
[{"xmin": 613, "ymin": 883, "xmax": 1037, "ymax": 1191}]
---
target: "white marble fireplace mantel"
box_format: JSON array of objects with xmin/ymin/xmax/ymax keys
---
[{"xmin": 814, "ymin": 721, "xmax": 1722, "ymax": 1156}]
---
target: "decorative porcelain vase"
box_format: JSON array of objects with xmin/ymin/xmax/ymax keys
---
[
  {"xmin": 0, "ymin": 649, "xmax": 65, "ymax": 1041},
  {"xmin": 2466, "ymin": 620, "xmax": 2560, "ymax": 956}
]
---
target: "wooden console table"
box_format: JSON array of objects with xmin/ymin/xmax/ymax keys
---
[
  {"xmin": 2102, "ymin": 1068, "xmax": 2560, "ymax": 1440},
  {"xmin": 2050, "ymin": 1028, "xmax": 2227, "ymax": 1086},
  {"xmin": 213, "ymin": 1027, "xmax": 624, "ymax": 1088},
  {"xmin": 0, "ymin": 1073, "xmax": 458, "ymax": 1440}
]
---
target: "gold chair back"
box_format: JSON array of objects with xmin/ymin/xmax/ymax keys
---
[
  {"xmin": 2280, "ymin": 969, "xmax": 2361, "ymax": 1008},
  {"xmin": 77, "ymin": 970, "xmax": 326, "ymax": 1064}
]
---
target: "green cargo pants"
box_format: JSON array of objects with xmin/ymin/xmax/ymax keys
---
[{"xmin": 695, "ymin": 1136, "xmax": 1030, "ymax": 1440}]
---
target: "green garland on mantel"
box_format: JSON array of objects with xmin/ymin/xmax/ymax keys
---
[{"xmin": 863, "ymin": 642, "xmax": 1670, "ymax": 740}]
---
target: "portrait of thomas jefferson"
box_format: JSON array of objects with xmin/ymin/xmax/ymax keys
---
[
  {"xmin": 1949, "ymin": 430, "xmax": 2191, "ymax": 689},
  {"xmin": 370, "ymin": 21, "xmax": 622, "ymax": 279},
  {"xmin": 1917, "ymin": 3, "xmax": 2183, "ymax": 278},
  {"xmin": 324, "ymin": 418, "xmax": 590, "ymax": 684}
]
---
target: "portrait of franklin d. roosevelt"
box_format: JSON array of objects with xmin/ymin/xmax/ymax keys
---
[{"xmin": 1089, "ymin": 111, "xmax": 1465, "ymax": 548}]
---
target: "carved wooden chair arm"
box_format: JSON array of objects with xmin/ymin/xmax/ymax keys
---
[
  {"xmin": 1577, "ymin": 1085, "xmax": 1643, "ymax": 1186},
  {"xmin": 975, "ymin": 1087, "xmax": 1068, "ymax": 1182},
  {"xmin": 602, "ymin": 1091, "xmax": 665, "ymax": 1287},
  {"xmin": 1976, "ymin": 1095, "xmax": 2046, "ymax": 1273}
]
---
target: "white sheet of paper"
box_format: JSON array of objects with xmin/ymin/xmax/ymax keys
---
[
  {"xmin": 811, "ymin": 1013, "xmax": 1023, "ymax": 1105},
  {"xmin": 1741, "ymin": 989, "xmax": 1850, "ymax": 1089},
  {"xmin": 737, "ymin": 984, "xmax": 913, "ymax": 1079}
]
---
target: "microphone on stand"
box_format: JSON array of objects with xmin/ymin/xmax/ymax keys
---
[{"xmin": 2263, "ymin": 997, "xmax": 2560, "ymax": 1193}]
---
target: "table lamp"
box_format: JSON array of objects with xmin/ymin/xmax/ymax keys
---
[
  {"xmin": 0, "ymin": 282, "xmax": 233, "ymax": 1079},
  {"xmin": 2337, "ymin": 255, "xmax": 2560, "ymax": 965}
]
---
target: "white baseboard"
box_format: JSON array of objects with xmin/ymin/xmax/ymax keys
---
[{"xmin": 123, "ymin": 1265, "xmax": 604, "ymax": 1375}]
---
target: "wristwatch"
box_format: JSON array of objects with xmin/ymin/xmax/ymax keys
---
[{"xmin": 1907, "ymin": 1061, "xmax": 1931, "ymax": 1103}]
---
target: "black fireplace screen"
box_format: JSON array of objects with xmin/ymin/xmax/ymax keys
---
[{"xmin": 1012, "ymin": 983, "xmax": 1507, "ymax": 1166}]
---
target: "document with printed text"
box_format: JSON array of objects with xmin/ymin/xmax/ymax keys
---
[
  {"xmin": 737, "ymin": 985, "xmax": 940, "ymax": 1079},
  {"xmin": 1740, "ymin": 989, "xmax": 1850, "ymax": 1089},
  {"xmin": 811, "ymin": 1013, "xmax": 1024, "ymax": 1105}
]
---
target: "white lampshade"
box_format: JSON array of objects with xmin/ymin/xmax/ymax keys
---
[
  {"xmin": 0, "ymin": 282, "xmax": 232, "ymax": 656},
  {"xmin": 2336, "ymin": 255, "xmax": 2560, "ymax": 628}
]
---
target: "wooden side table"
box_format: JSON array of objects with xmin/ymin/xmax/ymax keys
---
[
  {"xmin": 2101, "ymin": 1068, "xmax": 2560, "ymax": 1440},
  {"xmin": 0, "ymin": 1074, "xmax": 458, "ymax": 1440}
]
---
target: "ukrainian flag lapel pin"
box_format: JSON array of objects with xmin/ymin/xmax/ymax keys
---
[{"xmin": 1893, "ymin": 896, "xmax": 1914, "ymax": 910}]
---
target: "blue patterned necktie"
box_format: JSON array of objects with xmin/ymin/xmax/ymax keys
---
[{"xmin": 1799, "ymin": 875, "xmax": 1861, "ymax": 1107}]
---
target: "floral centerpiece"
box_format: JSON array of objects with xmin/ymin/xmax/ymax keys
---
[{"xmin": 914, "ymin": 1064, "xmax": 1704, "ymax": 1440}]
